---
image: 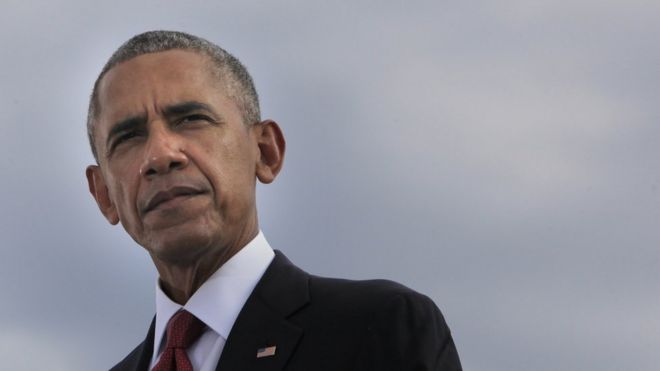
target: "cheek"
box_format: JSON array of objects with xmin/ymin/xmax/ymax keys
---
[
  {"xmin": 114, "ymin": 183, "xmax": 146, "ymax": 242},
  {"xmin": 114, "ymin": 187, "xmax": 133, "ymax": 216},
  {"xmin": 204, "ymin": 152, "xmax": 256, "ymax": 211},
  {"xmin": 225, "ymin": 163, "xmax": 257, "ymax": 214},
  {"xmin": 107, "ymin": 170, "xmax": 141, "ymax": 225}
]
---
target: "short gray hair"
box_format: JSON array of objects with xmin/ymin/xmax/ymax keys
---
[{"xmin": 87, "ymin": 30, "xmax": 261, "ymax": 161}]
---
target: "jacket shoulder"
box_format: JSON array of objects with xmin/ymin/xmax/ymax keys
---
[
  {"xmin": 286, "ymin": 274, "xmax": 462, "ymax": 370},
  {"xmin": 307, "ymin": 274, "xmax": 437, "ymax": 314}
]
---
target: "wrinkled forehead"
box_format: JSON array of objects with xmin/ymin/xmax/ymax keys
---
[{"xmin": 96, "ymin": 50, "xmax": 224, "ymax": 121}]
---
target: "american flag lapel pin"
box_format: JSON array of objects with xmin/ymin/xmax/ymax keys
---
[{"xmin": 256, "ymin": 345, "xmax": 277, "ymax": 358}]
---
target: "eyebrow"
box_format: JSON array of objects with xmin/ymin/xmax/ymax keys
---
[
  {"xmin": 103, "ymin": 101, "xmax": 224, "ymax": 158},
  {"xmin": 162, "ymin": 101, "xmax": 222, "ymax": 121},
  {"xmin": 105, "ymin": 114, "xmax": 147, "ymax": 155}
]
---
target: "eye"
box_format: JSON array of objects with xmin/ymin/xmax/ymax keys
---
[
  {"xmin": 118, "ymin": 132, "xmax": 137, "ymax": 142},
  {"xmin": 111, "ymin": 131, "xmax": 140, "ymax": 150},
  {"xmin": 178, "ymin": 114, "xmax": 213, "ymax": 126}
]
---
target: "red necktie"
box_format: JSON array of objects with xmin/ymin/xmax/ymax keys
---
[{"xmin": 152, "ymin": 310, "xmax": 206, "ymax": 371}]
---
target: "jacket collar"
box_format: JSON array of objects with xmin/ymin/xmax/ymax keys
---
[
  {"xmin": 112, "ymin": 250, "xmax": 309, "ymax": 371},
  {"xmin": 215, "ymin": 250, "xmax": 310, "ymax": 371}
]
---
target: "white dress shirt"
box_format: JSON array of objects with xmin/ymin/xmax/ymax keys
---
[{"xmin": 149, "ymin": 231, "xmax": 275, "ymax": 371}]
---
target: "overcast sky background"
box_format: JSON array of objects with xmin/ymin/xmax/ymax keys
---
[{"xmin": 1, "ymin": 1, "xmax": 659, "ymax": 370}]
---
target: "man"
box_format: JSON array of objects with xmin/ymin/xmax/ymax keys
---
[{"xmin": 86, "ymin": 30, "xmax": 462, "ymax": 371}]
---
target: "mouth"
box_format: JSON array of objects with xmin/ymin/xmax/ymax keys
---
[{"xmin": 142, "ymin": 186, "xmax": 206, "ymax": 214}]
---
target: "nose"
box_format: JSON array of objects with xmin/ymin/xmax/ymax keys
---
[{"xmin": 139, "ymin": 126, "xmax": 189, "ymax": 177}]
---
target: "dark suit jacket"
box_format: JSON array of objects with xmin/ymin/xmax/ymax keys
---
[{"xmin": 110, "ymin": 251, "xmax": 462, "ymax": 371}]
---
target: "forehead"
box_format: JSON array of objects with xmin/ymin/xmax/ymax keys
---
[{"xmin": 96, "ymin": 49, "xmax": 226, "ymax": 125}]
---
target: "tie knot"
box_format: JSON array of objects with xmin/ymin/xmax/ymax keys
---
[{"xmin": 164, "ymin": 310, "xmax": 206, "ymax": 349}]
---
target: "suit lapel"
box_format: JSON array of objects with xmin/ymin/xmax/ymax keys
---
[
  {"xmin": 111, "ymin": 316, "xmax": 155, "ymax": 371},
  {"xmin": 215, "ymin": 251, "xmax": 309, "ymax": 371},
  {"xmin": 133, "ymin": 319, "xmax": 155, "ymax": 371}
]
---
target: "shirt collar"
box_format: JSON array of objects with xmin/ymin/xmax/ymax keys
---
[{"xmin": 152, "ymin": 231, "xmax": 275, "ymax": 352}]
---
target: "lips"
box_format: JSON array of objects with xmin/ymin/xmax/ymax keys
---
[{"xmin": 142, "ymin": 186, "xmax": 206, "ymax": 214}]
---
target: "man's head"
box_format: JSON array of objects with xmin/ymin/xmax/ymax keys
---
[
  {"xmin": 85, "ymin": 31, "xmax": 285, "ymax": 270},
  {"xmin": 87, "ymin": 30, "xmax": 260, "ymax": 162}
]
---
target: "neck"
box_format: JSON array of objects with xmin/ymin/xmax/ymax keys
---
[{"xmin": 152, "ymin": 224, "xmax": 259, "ymax": 305}]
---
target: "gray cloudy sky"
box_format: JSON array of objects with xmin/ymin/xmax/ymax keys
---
[{"xmin": 1, "ymin": 1, "xmax": 659, "ymax": 370}]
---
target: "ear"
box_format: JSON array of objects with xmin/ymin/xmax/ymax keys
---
[
  {"xmin": 254, "ymin": 120, "xmax": 286, "ymax": 184},
  {"xmin": 86, "ymin": 165, "xmax": 120, "ymax": 225}
]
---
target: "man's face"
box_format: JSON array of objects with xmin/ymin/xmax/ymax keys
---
[{"xmin": 87, "ymin": 50, "xmax": 262, "ymax": 262}]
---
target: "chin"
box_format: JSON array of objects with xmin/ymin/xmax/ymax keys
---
[{"xmin": 144, "ymin": 231, "xmax": 218, "ymax": 265}]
